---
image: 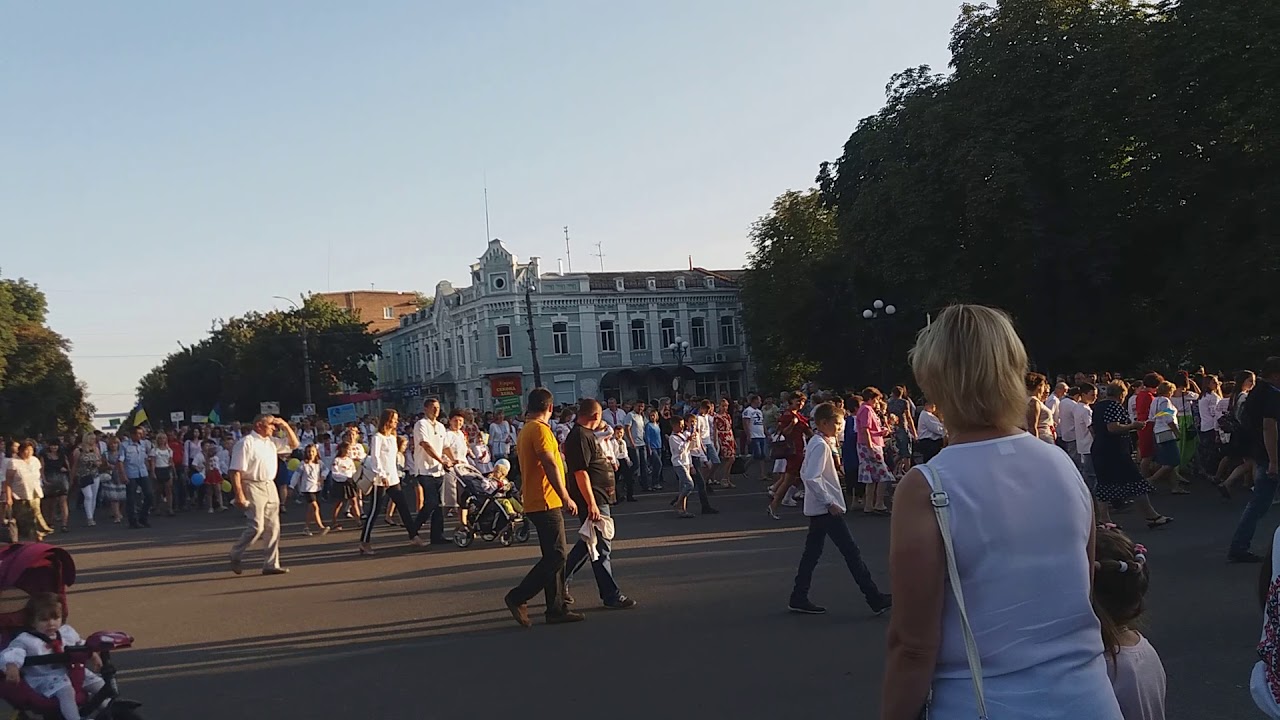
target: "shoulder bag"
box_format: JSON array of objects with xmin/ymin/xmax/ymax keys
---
[
  {"xmin": 917, "ymin": 463, "xmax": 989, "ymax": 720},
  {"xmin": 355, "ymin": 460, "xmax": 377, "ymax": 494}
]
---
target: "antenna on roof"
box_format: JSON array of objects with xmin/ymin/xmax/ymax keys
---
[
  {"xmin": 592, "ymin": 241, "xmax": 605, "ymax": 272},
  {"xmin": 688, "ymin": 255, "xmax": 693, "ymax": 270},
  {"xmin": 564, "ymin": 226, "xmax": 572, "ymax": 272},
  {"xmin": 483, "ymin": 171, "xmax": 492, "ymax": 242}
]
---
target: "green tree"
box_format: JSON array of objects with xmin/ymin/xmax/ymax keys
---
[
  {"xmin": 0, "ymin": 277, "xmax": 94, "ymax": 437},
  {"xmin": 136, "ymin": 295, "xmax": 381, "ymax": 422}
]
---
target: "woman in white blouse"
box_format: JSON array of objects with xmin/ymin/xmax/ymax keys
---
[
  {"xmin": 1198, "ymin": 375, "xmax": 1226, "ymax": 491},
  {"xmin": 359, "ymin": 409, "xmax": 426, "ymax": 555},
  {"xmin": 4, "ymin": 441, "xmax": 54, "ymax": 541}
]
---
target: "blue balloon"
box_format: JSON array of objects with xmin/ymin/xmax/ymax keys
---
[{"xmin": 190, "ymin": 472, "xmax": 204, "ymax": 486}]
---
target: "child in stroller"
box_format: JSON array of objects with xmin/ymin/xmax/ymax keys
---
[
  {"xmin": 452, "ymin": 460, "xmax": 531, "ymax": 548},
  {"xmin": 0, "ymin": 544, "xmax": 142, "ymax": 720}
]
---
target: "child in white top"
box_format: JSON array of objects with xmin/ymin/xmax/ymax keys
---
[
  {"xmin": 328, "ymin": 442, "xmax": 362, "ymax": 531},
  {"xmin": 1093, "ymin": 526, "xmax": 1166, "ymax": 720},
  {"xmin": 468, "ymin": 427, "xmax": 494, "ymax": 474},
  {"xmin": 3, "ymin": 593, "xmax": 105, "ymax": 720},
  {"xmin": 289, "ymin": 444, "xmax": 328, "ymax": 536},
  {"xmin": 668, "ymin": 417, "xmax": 696, "ymax": 519}
]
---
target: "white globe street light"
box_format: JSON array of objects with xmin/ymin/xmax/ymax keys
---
[
  {"xmin": 862, "ymin": 309, "xmax": 874, "ymax": 319},
  {"xmin": 873, "ymin": 299, "xmax": 884, "ymax": 310},
  {"xmin": 885, "ymin": 305, "xmax": 896, "ymax": 315}
]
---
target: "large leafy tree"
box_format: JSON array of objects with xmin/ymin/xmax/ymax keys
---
[
  {"xmin": 744, "ymin": 0, "xmax": 1280, "ymax": 389},
  {"xmin": 0, "ymin": 277, "xmax": 94, "ymax": 437},
  {"xmin": 137, "ymin": 295, "xmax": 381, "ymax": 423}
]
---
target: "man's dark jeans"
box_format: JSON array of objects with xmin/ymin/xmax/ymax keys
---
[
  {"xmin": 791, "ymin": 512, "xmax": 882, "ymax": 607},
  {"xmin": 508, "ymin": 509, "xmax": 568, "ymax": 616},
  {"xmin": 565, "ymin": 503, "xmax": 622, "ymax": 603},
  {"xmin": 125, "ymin": 475, "xmax": 153, "ymax": 526},
  {"xmin": 1230, "ymin": 467, "xmax": 1279, "ymax": 557},
  {"xmin": 410, "ymin": 474, "xmax": 446, "ymax": 543},
  {"xmin": 628, "ymin": 445, "xmax": 649, "ymax": 491}
]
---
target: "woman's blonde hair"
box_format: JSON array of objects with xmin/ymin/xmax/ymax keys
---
[
  {"xmin": 1155, "ymin": 381, "xmax": 1175, "ymax": 397},
  {"xmin": 908, "ymin": 305, "xmax": 1028, "ymax": 433}
]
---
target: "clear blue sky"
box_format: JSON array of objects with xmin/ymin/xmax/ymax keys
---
[{"xmin": 1, "ymin": 0, "xmax": 960, "ymax": 414}]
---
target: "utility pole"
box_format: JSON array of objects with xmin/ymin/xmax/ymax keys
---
[
  {"xmin": 274, "ymin": 296, "xmax": 312, "ymax": 406},
  {"xmin": 524, "ymin": 279, "xmax": 542, "ymax": 388},
  {"xmin": 593, "ymin": 241, "xmax": 605, "ymax": 271},
  {"xmin": 564, "ymin": 226, "xmax": 572, "ymax": 272}
]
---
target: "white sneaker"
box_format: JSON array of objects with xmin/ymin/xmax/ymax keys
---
[{"xmin": 781, "ymin": 498, "xmax": 799, "ymax": 507}]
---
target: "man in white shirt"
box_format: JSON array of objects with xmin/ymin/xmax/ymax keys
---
[
  {"xmin": 228, "ymin": 415, "xmax": 299, "ymax": 576},
  {"xmin": 601, "ymin": 398, "xmax": 627, "ymax": 430},
  {"xmin": 1046, "ymin": 382, "xmax": 1067, "ymax": 425},
  {"xmin": 742, "ymin": 395, "xmax": 767, "ymax": 480},
  {"xmin": 916, "ymin": 402, "xmax": 947, "ymax": 462},
  {"xmin": 1073, "ymin": 383, "xmax": 1099, "ymax": 495},
  {"xmin": 410, "ymin": 398, "xmax": 449, "ymax": 544},
  {"xmin": 690, "ymin": 401, "xmax": 714, "ymax": 487},
  {"xmin": 1058, "ymin": 387, "xmax": 1082, "ymax": 461}
]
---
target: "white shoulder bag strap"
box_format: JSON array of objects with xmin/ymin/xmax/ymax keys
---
[{"xmin": 918, "ymin": 463, "xmax": 989, "ymax": 719}]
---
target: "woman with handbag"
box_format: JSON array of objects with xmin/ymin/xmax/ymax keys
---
[
  {"xmin": 358, "ymin": 409, "xmax": 426, "ymax": 556},
  {"xmin": 1148, "ymin": 381, "xmax": 1190, "ymax": 493},
  {"xmin": 881, "ymin": 305, "xmax": 1123, "ymax": 719}
]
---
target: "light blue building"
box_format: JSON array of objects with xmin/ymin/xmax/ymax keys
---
[{"xmin": 374, "ymin": 239, "xmax": 753, "ymax": 413}]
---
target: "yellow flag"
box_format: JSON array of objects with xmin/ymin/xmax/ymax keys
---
[{"xmin": 133, "ymin": 406, "xmax": 148, "ymax": 426}]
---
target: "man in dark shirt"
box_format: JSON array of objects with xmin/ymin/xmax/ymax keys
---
[
  {"xmin": 562, "ymin": 398, "xmax": 637, "ymax": 610},
  {"xmin": 1227, "ymin": 357, "xmax": 1280, "ymax": 563}
]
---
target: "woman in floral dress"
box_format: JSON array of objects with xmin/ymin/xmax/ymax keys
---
[{"xmin": 713, "ymin": 398, "xmax": 738, "ymax": 488}]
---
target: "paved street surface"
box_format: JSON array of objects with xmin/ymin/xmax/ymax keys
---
[{"xmin": 48, "ymin": 480, "xmax": 1278, "ymax": 719}]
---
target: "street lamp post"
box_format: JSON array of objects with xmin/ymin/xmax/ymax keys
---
[
  {"xmin": 274, "ymin": 296, "xmax": 313, "ymax": 406},
  {"xmin": 524, "ymin": 281, "xmax": 542, "ymax": 389},
  {"xmin": 861, "ymin": 299, "xmax": 897, "ymax": 386},
  {"xmin": 668, "ymin": 336, "xmax": 690, "ymax": 397}
]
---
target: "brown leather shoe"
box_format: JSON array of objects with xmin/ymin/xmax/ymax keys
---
[
  {"xmin": 545, "ymin": 610, "xmax": 586, "ymax": 625},
  {"xmin": 504, "ymin": 595, "xmax": 531, "ymax": 628}
]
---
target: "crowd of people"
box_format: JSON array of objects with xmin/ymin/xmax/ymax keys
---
[{"xmin": 4, "ymin": 301, "xmax": 1280, "ymax": 718}]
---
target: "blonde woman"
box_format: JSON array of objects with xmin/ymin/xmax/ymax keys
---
[
  {"xmin": 1148, "ymin": 381, "xmax": 1189, "ymax": 493},
  {"xmin": 69, "ymin": 432, "xmax": 104, "ymax": 527},
  {"xmin": 882, "ymin": 305, "xmax": 1122, "ymax": 719},
  {"xmin": 358, "ymin": 409, "xmax": 426, "ymax": 556}
]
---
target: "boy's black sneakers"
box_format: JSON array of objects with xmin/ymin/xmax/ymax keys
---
[
  {"xmin": 788, "ymin": 599, "xmax": 827, "ymax": 615},
  {"xmin": 870, "ymin": 593, "xmax": 893, "ymax": 616}
]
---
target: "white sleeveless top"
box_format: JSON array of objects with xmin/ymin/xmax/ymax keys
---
[
  {"xmin": 1030, "ymin": 397, "xmax": 1056, "ymax": 443},
  {"xmin": 924, "ymin": 432, "xmax": 1122, "ymax": 718}
]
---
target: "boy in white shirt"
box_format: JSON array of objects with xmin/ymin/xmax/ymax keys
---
[
  {"xmin": 669, "ymin": 417, "xmax": 697, "ymax": 519},
  {"xmin": 788, "ymin": 403, "xmax": 892, "ymax": 616}
]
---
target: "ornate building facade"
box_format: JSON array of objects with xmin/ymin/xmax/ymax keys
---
[{"xmin": 374, "ymin": 239, "xmax": 752, "ymax": 413}]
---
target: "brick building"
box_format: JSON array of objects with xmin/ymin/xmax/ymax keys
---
[{"xmin": 313, "ymin": 290, "xmax": 420, "ymax": 333}]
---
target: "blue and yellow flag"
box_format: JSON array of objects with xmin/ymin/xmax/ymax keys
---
[{"xmin": 208, "ymin": 404, "xmax": 221, "ymax": 425}]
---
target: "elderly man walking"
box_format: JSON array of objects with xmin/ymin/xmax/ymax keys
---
[
  {"xmin": 117, "ymin": 425, "xmax": 154, "ymax": 529},
  {"xmin": 228, "ymin": 415, "xmax": 299, "ymax": 576}
]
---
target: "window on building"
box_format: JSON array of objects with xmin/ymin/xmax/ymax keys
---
[
  {"xmin": 444, "ymin": 339, "xmax": 453, "ymax": 369},
  {"xmin": 660, "ymin": 317, "xmax": 676, "ymax": 348},
  {"xmin": 719, "ymin": 315, "xmax": 736, "ymax": 346},
  {"xmin": 496, "ymin": 325, "xmax": 512, "ymax": 359},
  {"xmin": 630, "ymin": 318, "xmax": 647, "ymax": 350},
  {"xmin": 432, "ymin": 343, "xmax": 440, "ymax": 375},
  {"xmin": 383, "ymin": 307, "xmax": 394, "ymax": 320},
  {"xmin": 599, "ymin": 320, "xmax": 617, "ymax": 352},
  {"xmin": 690, "ymin": 317, "xmax": 707, "ymax": 348},
  {"xmin": 458, "ymin": 336, "xmax": 467, "ymax": 366},
  {"xmin": 552, "ymin": 322, "xmax": 570, "ymax": 355}
]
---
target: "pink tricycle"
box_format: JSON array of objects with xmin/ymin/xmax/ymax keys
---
[{"xmin": 0, "ymin": 544, "xmax": 144, "ymax": 719}]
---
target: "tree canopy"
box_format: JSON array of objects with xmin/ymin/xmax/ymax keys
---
[
  {"xmin": 136, "ymin": 295, "xmax": 381, "ymax": 423},
  {"xmin": 743, "ymin": 0, "xmax": 1280, "ymax": 389},
  {"xmin": 0, "ymin": 276, "xmax": 93, "ymax": 437}
]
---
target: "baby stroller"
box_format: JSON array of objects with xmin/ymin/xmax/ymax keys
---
[
  {"xmin": 451, "ymin": 463, "xmax": 531, "ymax": 548},
  {"xmin": 0, "ymin": 544, "xmax": 143, "ymax": 720}
]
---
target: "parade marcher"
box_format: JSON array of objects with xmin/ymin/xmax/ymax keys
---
[
  {"xmin": 563, "ymin": 399, "xmax": 637, "ymax": 610},
  {"xmin": 410, "ymin": 398, "xmax": 449, "ymax": 545},
  {"xmin": 1226, "ymin": 357, "xmax": 1280, "ymax": 563},
  {"xmin": 767, "ymin": 392, "xmax": 810, "ymax": 519},
  {"xmin": 713, "ymin": 397, "xmax": 737, "ymax": 489},
  {"xmin": 1091, "ymin": 381, "xmax": 1172, "ymax": 528},
  {"xmin": 149, "ymin": 431, "xmax": 175, "ymax": 517},
  {"xmin": 1148, "ymin": 381, "xmax": 1190, "ymax": 493},
  {"xmin": 915, "ymin": 401, "xmax": 946, "ymax": 463},
  {"xmin": 787, "ymin": 402, "xmax": 891, "ymax": 616},
  {"xmin": 39, "ymin": 439, "xmax": 71, "ymax": 534},
  {"xmin": 645, "ymin": 409, "xmax": 664, "ymax": 491},
  {"xmin": 227, "ymin": 415, "xmax": 299, "ymax": 576},
  {"xmin": 882, "ymin": 304, "xmax": 1124, "ymax": 720},
  {"xmin": 116, "ymin": 425, "xmax": 154, "ymax": 530},
  {"xmin": 358, "ymin": 409, "xmax": 425, "ymax": 555},
  {"xmin": 4, "ymin": 441, "xmax": 53, "ymax": 541},
  {"xmin": 504, "ymin": 388, "xmax": 583, "ymax": 627},
  {"xmin": 69, "ymin": 432, "xmax": 103, "ymax": 527},
  {"xmin": 742, "ymin": 394, "xmax": 768, "ymax": 481},
  {"xmin": 626, "ymin": 401, "xmax": 649, "ymax": 492},
  {"xmin": 855, "ymin": 387, "xmax": 894, "ymax": 516},
  {"xmin": 487, "ymin": 410, "xmax": 513, "ymax": 462}
]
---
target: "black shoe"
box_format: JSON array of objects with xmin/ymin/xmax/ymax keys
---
[
  {"xmin": 262, "ymin": 567, "xmax": 291, "ymax": 576},
  {"xmin": 604, "ymin": 595, "xmax": 637, "ymax": 610},
  {"xmin": 788, "ymin": 599, "xmax": 827, "ymax": 615},
  {"xmin": 1229, "ymin": 551, "xmax": 1265, "ymax": 564},
  {"xmin": 701, "ymin": 507, "xmax": 719, "ymax": 515},
  {"xmin": 546, "ymin": 610, "xmax": 586, "ymax": 625},
  {"xmin": 870, "ymin": 593, "xmax": 893, "ymax": 616}
]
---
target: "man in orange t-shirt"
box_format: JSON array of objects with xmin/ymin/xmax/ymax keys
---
[{"xmin": 504, "ymin": 388, "xmax": 581, "ymax": 627}]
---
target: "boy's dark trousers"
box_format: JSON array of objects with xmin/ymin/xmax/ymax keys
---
[{"xmin": 790, "ymin": 512, "xmax": 882, "ymax": 607}]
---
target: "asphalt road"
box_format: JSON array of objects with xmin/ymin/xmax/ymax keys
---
[{"xmin": 43, "ymin": 478, "xmax": 1280, "ymax": 719}]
